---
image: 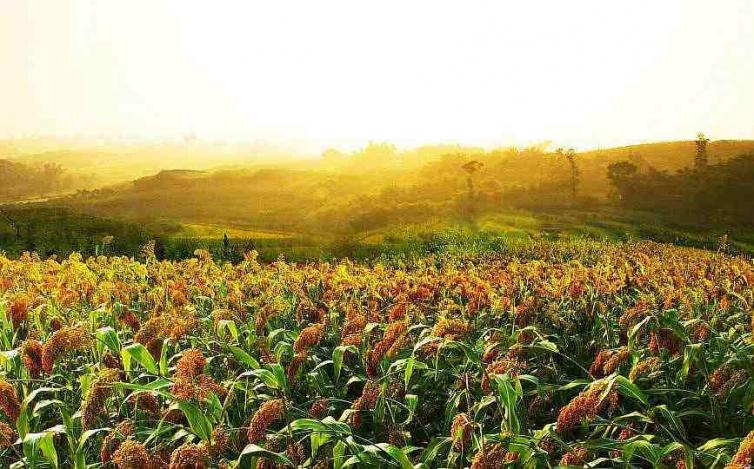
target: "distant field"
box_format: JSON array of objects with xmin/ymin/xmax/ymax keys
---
[
  {"xmin": 175, "ymin": 223, "xmax": 295, "ymax": 240},
  {"xmin": 1, "ymin": 203, "xmax": 752, "ymax": 261}
]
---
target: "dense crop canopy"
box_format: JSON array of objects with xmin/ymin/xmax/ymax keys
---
[{"xmin": 0, "ymin": 240, "xmax": 751, "ymax": 467}]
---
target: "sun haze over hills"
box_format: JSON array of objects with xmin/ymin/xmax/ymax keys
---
[{"xmin": 1, "ymin": 0, "xmax": 753, "ymax": 150}]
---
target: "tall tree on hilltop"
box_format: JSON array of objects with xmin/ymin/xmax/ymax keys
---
[
  {"xmin": 695, "ymin": 132, "xmax": 709, "ymax": 168},
  {"xmin": 556, "ymin": 147, "xmax": 579, "ymax": 205}
]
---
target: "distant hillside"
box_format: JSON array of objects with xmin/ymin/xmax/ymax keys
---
[
  {"xmin": 581, "ymin": 140, "xmax": 754, "ymax": 169},
  {"xmin": 25, "ymin": 138, "xmax": 754, "ymax": 238},
  {"xmin": 564, "ymin": 140, "xmax": 754, "ymax": 197},
  {"xmin": 0, "ymin": 138, "xmax": 309, "ymax": 192}
]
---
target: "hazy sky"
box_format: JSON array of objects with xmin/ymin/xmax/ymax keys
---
[{"xmin": 1, "ymin": 0, "xmax": 753, "ymax": 151}]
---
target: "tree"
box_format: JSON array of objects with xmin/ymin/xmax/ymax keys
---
[
  {"xmin": 695, "ymin": 132, "xmax": 709, "ymax": 168},
  {"xmin": 461, "ymin": 160, "xmax": 484, "ymax": 197},
  {"xmin": 606, "ymin": 160, "xmax": 638, "ymax": 202},
  {"xmin": 39, "ymin": 162, "xmax": 66, "ymax": 195},
  {"xmin": 556, "ymin": 148, "xmax": 579, "ymax": 205}
]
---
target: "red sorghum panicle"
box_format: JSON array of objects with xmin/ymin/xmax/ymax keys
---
[
  {"xmin": 150, "ymin": 449, "xmax": 171, "ymax": 469},
  {"xmin": 21, "ymin": 338, "xmax": 43, "ymax": 378},
  {"xmin": 247, "ymin": 399, "xmax": 286, "ymax": 443},
  {"xmin": 482, "ymin": 357, "xmax": 526, "ymax": 393},
  {"xmin": 538, "ymin": 437, "xmax": 557, "ymax": 457},
  {"xmin": 294, "ymin": 323, "xmax": 325, "ymax": 355},
  {"xmin": 169, "ymin": 442, "xmax": 209, "ymax": 469},
  {"xmin": 9, "ymin": 295, "xmax": 29, "ymax": 330},
  {"xmin": 0, "ymin": 421, "xmax": 15, "ymax": 449},
  {"xmin": 431, "ymin": 318, "xmax": 471, "ymax": 340},
  {"xmin": 350, "ymin": 381, "xmax": 380, "ymax": 428},
  {"xmin": 286, "ymin": 353, "xmax": 307, "ymax": 382},
  {"xmin": 556, "ymin": 382, "xmax": 610, "ymax": 434},
  {"xmin": 341, "ymin": 308, "xmax": 367, "ymax": 347},
  {"xmin": 41, "ymin": 325, "xmax": 91, "ymax": 374},
  {"xmin": 286, "ymin": 441, "xmax": 306, "ymax": 466},
  {"xmin": 603, "ymin": 347, "xmax": 630, "ymax": 375},
  {"xmin": 648, "ymin": 328, "xmax": 682, "ymax": 356},
  {"xmin": 170, "ymin": 348, "xmax": 225, "ymax": 402},
  {"xmin": 589, "ymin": 347, "xmax": 630, "ymax": 378},
  {"xmin": 611, "ymin": 425, "xmax": 636, "ymax": 458},
  {"xmin": 388, "ymin": 427, "xmax": 407, "ymax": 446},
  {"xmin": 103, "ymin": 351, "xmax": 122, "ymax": 370},
  {"xmin": 589, "ymin": 349, "xmax": 612, "ymax": 377},
  {"xmin": 255, "ymin": 436, "xmax": 285, "ymax": 469},
  {"xmin": 309, "ymin": 398, "xmax": 328, "ymax": 418},
  {"xmin": 471, "ymin": 443, "xmax": 518, "ymax": 469},
  {"xmin": 0, "ymin": 379, "xmax": 20, "ymax": 421},
  {"xmin": 127, "ymin": 392, "xmax": 161, "ymax": 421},
  {"xmin": 112, "ymin": 439, "xmax": 151, "ymax": 469},
  {"xmin": 101, "ymin": 420, "xmax": 134, "ymax": 465},
  {"xmin": 710, "ymin": 365, "xmax": 748, "ymax": 398},
  {"xmin": 163, "ymin": 408, "xmax": 188, "ymax": 426},
  {"xmin": 134, "ymin": 316, "xmax": 169, "ymax": 358},
  {"xmin": 450, "ymin": 413, "xmax": 473, "ymax": 451},
  {"xmin": 207, "ymin": 425, "xmax": 229, "ymax": 458},
  {"xmin": 176, "ymin": 349, "xmax": 206, "ymax": 379},
  {"xmin": 368, "ymin": 321, "xmax": 408, "ymax": 376},
  {"xmin": 81, "ymin": 368, "xmax": 120, "ymax": 429},
  {"xmin": 118, "ymin": 308, "xmax": 141, "ymax": 332},
  {"xmin": 171, "ymin": 374, "xmax": 225, "ymax": 402},
  {"xmin": 559, "ymin": 446, "xmax": 588, "ymax": 466},
  {"xmin": 629, "ymin": 357, "xmax": 662, "ymax": 381},
  {"xmin": 481, "ymin": 344, "xmax": 501, "ymax": 364},
  {"xmin": 691, "ymin": 322, "xmax": 710, "ymax": 343}
]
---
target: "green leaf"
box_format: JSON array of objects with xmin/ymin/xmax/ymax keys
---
[
  {"xmin": 217, "ymin": 319, "xmax": 239, "ymax": 341},
  {"xmin": 244, "ymin": 368, "xmax": 280, "ymax": 390},
  {"xmin": 654, "ymin": 405, "xmax": 686, "ymax": 440},
  {"xmin": 121, "ymin": 343, "xmax": 158, "ymax": 374},
  {"xmin": 537, "ymin": 339, "xmax": 559, "ymax": 353},
  {"xmin": 95, "ymin": 326, "xmax": 120, "ymax": 355},
  {"xmin": 679, "ymin": 343, "xmax": 702, "ymax": 380},
  {"xmin": 17, "ymin": 387, "xmax": 59, "ymax": 438},
  {"xmin": 38, "ymin": 431, "xmax": 59, "ymax": 469},
  {"xmin": 615, "ymin": 375, "xmax": 648, "ymax": 405},
  {"xmin": 310, "ymin": 431, "xmax": 331, "ymax": 457},
  {"xmin": 368, "ymin": 443, "xmax": 414, "ymax": 469},
  {"xmin": 159, "ymin": 339, "xmax": 170, "ymax": 376},
  {"xmin": 625, "ymin": 440, "xmax": 663, "ymax": 465},
  {"xmin": 333, "ymin": 345, "xmax": 357, "ymax": 383},
  {"xmin": 23, "ymin": 426, "xmax": 65, "ymax": 469},
  {"xmin": 269, "ymin": 363, "xmax": 288, "ymax": 393},
  {"xmin": 288, "ymin": 417, "xmax": 352, "ymax": 435},
  {"xmin": 628, "ymin": 316, "xmax": 652, "ymax": 350},
  {"xmin": 75, "ymin": 428, "xmax": 110, "ymax": 469},
  {"xmin": 404, "ymin": 394, "xmax": 418, "ymax": 425},
  {"xmin": 697, "ymin": 438, "xmax": 737, "ymax": 452},
  {"xmin": 177, "ymin": 400, "xmax": 213, "ymax": 441},
  {"xmin": 495, "ymin": 374, "xmax": 521, "ymax": 434},
  {"xmin": 229, "ymin": 345, "xmax": 260, "ymax": 369},
  {"xmin": 404, "ymin": 356, "xmax": 415, "ymax": 387},
  {"xmin": 333, "ymin": 439, "xmax": 347, "ymax": 469},
  {"xmin": 115, "ymin": 378, "xmax": 173, "ymax": 393},
  {"xmin": 421, "ymin": 437, "xmax": 451, "ymax": 463},
  {"xmin": 239, "ymin": 443, "xmax": 294, "ymax": 467}
]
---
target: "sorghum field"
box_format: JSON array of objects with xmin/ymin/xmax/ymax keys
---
[{"xmin": 0, "ymin": 240, "xmax": 752, "ymax": 468}]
